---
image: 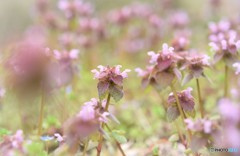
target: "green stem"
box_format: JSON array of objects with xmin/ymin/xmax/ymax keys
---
[
  {"xmin": 196, "ymin": 79, "xmax": 204, "ymax": 118},
  {"xmin": 97, "ymin": 94, "xmax": 111, "ymax": 156},
  {"xmin": 83, "ymin": 138, "xmax": 89, "ymax": 156},
  {"xmin": 224, "ymin": 65, "xmax": 228, "ymax": 97},
  {"xmin": 37, "ymin": 89, "xmax": 45, "ymax": 136},
  {"xmin": 105, "ymin": 124, "xmax": 126, "ymax": 156},
  {"xmin": 170, "ymin": 83, "xmax": 192, "ymax": 142}
]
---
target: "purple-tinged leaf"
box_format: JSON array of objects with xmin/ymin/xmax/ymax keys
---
[
  {"xmin": 190, "ymin": 136, "xmax": 207, "ymax": 152},
  {"xmin": 157, "ymin": 59, "xmax": 172, "ymax": 72},
  {"xmin": 173, "ymin": 68, "xmax": 182, "ymax": 82},
  {"xmin": 111, "ymin": 75, "xmax": 123, "ymax": 86},
  {"xmin": 167, "ymin": 106, "xmax": 180, "ymax": 122},
  {"xmin": 182, "ymin": 73, "xmax": 193, "ymax": 86},
  {"xmin": 155, "ymin": 72, "xmax": 174, "ymax": 89},
  {"xmin": 109, "ymin": 85, "xmax": 123, "ymax": 102},
  {"xmin": 179, "ymin": 97, "xmax": 195, "ymax": 111},
  {"xmin": 97, "ymin": 81, "xmax": 109, "ymax": 100},
  {"xmin": 213, "ymin": 52, "xmax": 224, "ymax": 64}
]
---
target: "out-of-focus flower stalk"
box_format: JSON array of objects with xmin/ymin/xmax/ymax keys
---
[
  {"xmin": 96, "ymin": 93, "xmax": 111, "ymax": 156},
  {"xmin": 105, "ymin": 124, "xmax": 126, "ymax": 156},
  {"xmin": 37, "ymin": 86, "xmax": 46, "ymax": 136},
  {"xmin": 196, "ymin": 79, "xmax": 203, "ymax": 118},
  {"xmin": 170, "ymin": 82, "xmax": 192, "ymax": 143},
  {"xmin": 224, "ymin": 65, "xmax": 228, "ymax": 97}
]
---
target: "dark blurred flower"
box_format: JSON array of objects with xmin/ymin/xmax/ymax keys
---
[
  {"xmin": 5, "ymin": 38, "xmax": 50, "ymax": 93},
  {"xmin": 91, "ymin": 65, "xmax": 130, "ymax": 101},
  {"xmin": 217, "ymin": 99, "xmax": 240, "ymax": 148},
  {"xmin": 168, "ymin": 11, "xmax": 189, "ymax": 29},
  {"xmin": 0, "ymin": 130, "xmax": 24, "ymax": 156},
  {"xmin": 46, "ymin": 49, "xmax": 79, "ymax": 89}
]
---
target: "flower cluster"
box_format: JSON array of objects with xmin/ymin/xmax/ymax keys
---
[
  {"xmin": 0, "ymin": 130, "xmax": 24, "ymax": 156},
  {"xmin": 208, "ymin": 20, "xmax": 240, "ymax": 65},
  {"xmin": 184, "ymin": 118, "xmax": 218, "ymax": 152},
  {"xmin": 167, "ymin": 87, "xmax": 195, "ymax": 122},
  {"xmin": 91, "ymin": 65, "xmax": 130, "ymax": 102},
  {"xmin": 58, "ymin": 0, "xmax": 93, "ymax": 19},
  {"xmin": 181, "ymin": 54, "xmax": 210, "ymax": 84},
  {"xmin": 63, "ymin": 98, "xmax": 118, "ymax": 152},
  {"xmin": 136, "ymin": 43, "xmax": 182, "ymax": 91}
]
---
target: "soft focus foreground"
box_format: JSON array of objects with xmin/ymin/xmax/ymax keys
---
[{"xmin": 0, "ymin": 0, "xmax": 240, "ymax": 156}]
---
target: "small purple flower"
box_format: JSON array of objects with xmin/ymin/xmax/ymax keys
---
[
  {"xmin": 167, "ymin": 87, "xmax": 195, "ymax": 122},
  {"xmin": 91, "ymin": 65, "xmax": 130, "ymax": 101},
  {"xmin": 181, "ymin": 54, "xmax": 210, "ymax": 85}
]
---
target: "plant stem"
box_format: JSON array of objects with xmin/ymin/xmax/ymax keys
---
[
  {"xmin": 174, "ymin": 121, "xmax": 185, "ymax": 147},
  {"xmin": 170, "ymin": 83, "xmax": 192, "ymax": 142},
  {"xmin": 224, "ymin": 65, "xmax": 228, "ymax": 97},
  {"xmin": 83, "ymin": 138, "xmax": 89, "ymax": 156},
  {"xmin": 37, "ymin": 89, "xmax": 45, "ymax": 136},
  {"xmin": 196, "ymin": 79, "xmax": 204, "ymax": 118},
  {"xmin": 105, "ymin": 124, "xmax": 126, "ymax": 156},
  {"xmin": 97, "ymin": 94, "xmax": 111, "ymax": 156}
]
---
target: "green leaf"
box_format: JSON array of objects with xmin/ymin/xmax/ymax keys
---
[
  {"xmin": 168, "ymin": 134, "xmax": 179, "ymax": 142},
  {"xmin": 0, "ymin": 128, "xmax": 11, "ymax": 137},
  {"xmin": 152, "ymin": 146, "xmax": 159, "ymax": 156},
  {"xmin": 109, "ymin": 85, "xmax": 123, "ymax": 102},
  {"xmin": 112, "ymin": 132, "xmax": 127, "ymax": 144},
  {"xmin": 25, "ymin": 142, "xmax": 48, "ymax": 156},
  {"xmin": 167, "ymin": 106, "xmax": 180, "ymax": 122}
]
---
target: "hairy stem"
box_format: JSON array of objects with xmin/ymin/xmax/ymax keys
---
[
  {"xmin": 196, "ymin": 79, "xmax": 204, "ymax": 118},
  {"xmin": 224, "ymin": 65, "xmax": 228, "ymax": 97},
  {"xmin": 97, "ymin": 94, "xmax": 111, "ymax": 156},
  {"xmin": 37, "ymin": 89, "xmax": 45, "ymax": 136},
  {"xmin": 170, "ymin": 83, "xmax": 192, "ymax": 142},
  {"xmin": 105, "ymin": 124, "xmax": 126, "ymax": 156}
]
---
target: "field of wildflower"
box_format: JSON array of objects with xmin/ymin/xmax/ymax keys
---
[{"xmin": 0, "ymin": 0, "xmax": 240, "ymax": 156}]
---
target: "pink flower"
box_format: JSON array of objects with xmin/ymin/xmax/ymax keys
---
[
  {"xmin": 168, "ymin": 87, "xmax": 195, "ymax": 112},
  {"xmin": 184, "ymin": 118, "xmax": 215, "ymax": 134},
  {"xmin": 78, "ymin": 105, "xmax": 95, "ymax": 122},
  {"xmin": 147, "ymin": 51, "xmax": 159, "ymax": 64},
  {"xmin": 91, "ymin": 65, "xmax": 130, "ymax": 101},
  {"xmin": 233, "ymin": 62, "xmax": 240, "ymax": 75}
]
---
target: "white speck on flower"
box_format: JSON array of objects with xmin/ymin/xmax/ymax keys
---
[
  {"xmin": 233, "ymin": 62, "xmax": 240, "ymax": 75},
  {"xmin": 69, "ymin": 49, "xmax": 79, "ymax": 59},
  {"xmin": 135, "ymin": 68, "xmax": 145, "ymax": 77},
  {"xmin": 99, "ymin": 112, "xmax": 109, "ymax": 123},
  {"xmin": 209, "ymin": 42, "xmax": 219, "ymax": 51},
  {"xmin": 121, "ymin": 69, "xmax": 131, "ymax": 78},
  {"xmin": 202, "ymin": 55, "xmax": 210, "ymax": 66},
  {"xmin": 54, "ymin": 133, "xmax": 64, "ymax": 142}
]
